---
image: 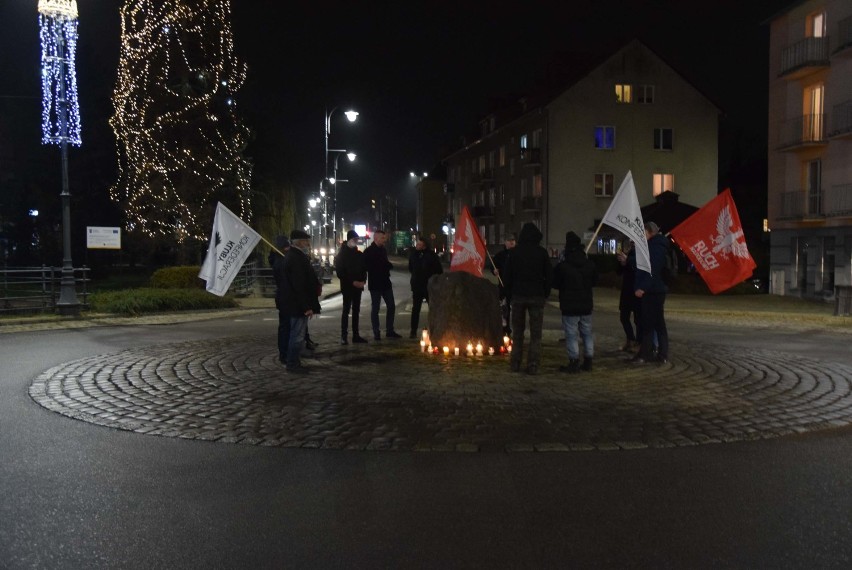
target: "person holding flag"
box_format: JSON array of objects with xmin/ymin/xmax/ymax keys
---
[
  {"xmin": 631, "ymin": 222, "xmax": 670, "ymax": 365},
  {"xmin": 503, "ymin": 222, "xmax": 552, "ymax": 375},
  {"xmin": 275, "ymin": 229, "xmax": 321, "ymax": 373}
]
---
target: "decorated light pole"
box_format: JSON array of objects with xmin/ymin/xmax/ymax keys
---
[{"xmin": 39, "ymin": 0, "xmax": 82, "ymax": 315}]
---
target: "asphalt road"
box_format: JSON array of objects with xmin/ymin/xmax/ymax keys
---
[{"xmin": 2, "ymin": 270, "xmax": 852, "ymax": 569}]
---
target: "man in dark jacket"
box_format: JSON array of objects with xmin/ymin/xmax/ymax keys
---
[
  {"xmin": 491, "ymin": 232, "xmax": 516, "ymax": 334},
  {"xmin": 408, "ymin": 235, "xmax": 443, "ymax": 338},
  {"xmin": 633, "ymin": 221, "xmax": 670, "ymax": 365},
  {"xmin": 335, "ymin": 229, "xmax": 368, "ymax": 345},
  {"xmin": 364, "ymin": 230, "xmax": 401, "ymax": 340},
  {"xmin": 503, "ymin": 222, "xmax": 553, "ymax": 375},
  {"xmin": 615, "ymin": 240, "xmax": 641, "ymax": 352},
  {"xmin": 552, "ymin": 231, "xmax": 597, "ymax": 373},
  {"xmin": 274, "ymin": 229, "xmax": 321, "ymax": 373}
]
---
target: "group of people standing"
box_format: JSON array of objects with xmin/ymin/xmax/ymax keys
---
[{"xmin": 272, "ymin": 220, "xmax": 668, "ymax": 376}]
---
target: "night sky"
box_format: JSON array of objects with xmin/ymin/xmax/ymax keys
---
[{"xmin": 1, "ymin": 0, "xmax": 793, "ymax": 228}]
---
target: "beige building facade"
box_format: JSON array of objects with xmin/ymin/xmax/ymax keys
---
[
  {"xmin": 443, "ymin": 40, "xmax": 719, "ymax": 256},
  {"xmin": 767, "ymin": 0, "xmax": 852, "ymax": 297}
]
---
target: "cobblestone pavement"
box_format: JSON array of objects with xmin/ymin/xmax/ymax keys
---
[{"xmin": 29, "ymin": 326, "xmax": 852, "ymax": 452}]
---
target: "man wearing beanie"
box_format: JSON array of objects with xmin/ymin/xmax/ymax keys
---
[
  {"xmin": 552, "ymin": 231, "xmax": 597, "ymax": 373},
  {"xmin": 273, "ymin": 229, "xmax": 321, "ymax": 373},
  {"xmin": 334, "ymin": 230, "xmax": 369, "ymax": 344},
  {"xmin": 407, "ymin": 235, "xmax": 443, "ymax": 338}
]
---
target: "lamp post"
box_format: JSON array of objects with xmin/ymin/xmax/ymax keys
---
[
  {"xmin": 410, "ymin": 171, "xmax": 429, "ymax": 233},
  {"xmin": 39, "ymin": 0, "xmax": 82, "ymax": 315},
  {"xmin": 324, "ymin": 106, "xmax": 357, "ymax": 250},
  {"xmin": 327, "ymin": 150, "xmax": 356, "ymax": 248}
]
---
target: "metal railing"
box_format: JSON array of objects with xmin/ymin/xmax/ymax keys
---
[
  {"xmin": 831, "ymin": 100, "xmax": 852, "ymax": 136},
  {"xmin": 826, "ymin": 184, "xmax": 852, "ymax": 217},
  {"xmin": 779, "ymin": 191, "xmax": 805, "ymax": 219},
  {"xmin": 0, "ymin": 266, "xmax": 89, "ymax": 315},
  {"xmin": 836, "ymin": 16, "xmax": 852, "ymax": 52},
  {"xmin": 780, "ymin": 36, "xmax": 829, "ymax": 75},
  {"xmin": 777, "ymin": 113, "xmax": 826, "ymax": 148}
]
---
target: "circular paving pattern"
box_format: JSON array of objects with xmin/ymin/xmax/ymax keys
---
[{"xmin": 29, "ymin": 334, "xmax": 852, "ymax": 451}]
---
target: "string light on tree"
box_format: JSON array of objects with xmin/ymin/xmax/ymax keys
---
[{"xmin": 110, "ymin": 0, "xmax": 252, "ymax": 242}]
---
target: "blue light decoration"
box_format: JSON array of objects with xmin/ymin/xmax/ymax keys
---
[{"xmin": 39, "ymin": 0, "xmax": 81, "ymax": 146}]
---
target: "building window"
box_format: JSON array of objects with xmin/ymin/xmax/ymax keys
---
[
  {"xmin": 471, "ymin": 193, "xmax": 477, "ymax": 207},
  {"xmin": 653, "ymin": 128, "xmax": 673, "ymax": 150},
  {"xmin": 532, "ymin": 174, "xmax": 542, "ymax": 197},
  {"xmin": 594, "ymin": 126, "xmax": 615, "ymax": 149},
  {"xmin": 498, "ymin": 185, "xmax": 505, "ymax": 205},
  {"xmin": 499, "ymin": 223, "xmax": 505, "ymax": 241},
  {"xmin": 637, "ymin": 84, "xmax": 655, "ymax": 104},
  {"xmin": 532, "ymin": 128, "xmax": 542, "ymax": 148},
  {"xmin": 594, "ymin": 173, "xmax": 614, "ymax": 197},
  {"xmin": 807, "ymin": 11, "xmax": 826, "ymax": 37},
  {"xmin": 615, "ymin": 84, "xmax": 632, "ymax": 103},
  {"xmin": 520, "ymin": 178, "xmax": 528, "ymax": 198},
  {"xmin": 488, "ymin": 187, "xmax": 496, "ymax": 207},
  {"xmin": 509, "ymin": 158, "xmax": 515, "ymax": 176},
  {"xmin": 478, "ymin": 155, "xmax": 486, "ymax": 172},
  {"xmin": 488, "ymin": 224, "xmax": 496, "ymax": 245},
  {"xmin": 520, "ymin": 134, "xmax": 528, "ymax": 149},
  {"xmin": 509, "ymin": 197, "xmax": 516, "ymax": 216},
  {"xmin": 479, "ymin": 225, "xmax": 486, "ymax": 241},
  {"xmin": 488, "ymin": 150, "xmax": 496, "ymax": 168},
  {"xmin": 653, "ymin": 173, "xmax": 674, "ymax": 196},
  {"xmin": 470, "ymin": 159, "xmax": 476, "ymax": 174},
  {"xmin": 499, "ymin": 145, "xmax": 506, "ymax": 166}
]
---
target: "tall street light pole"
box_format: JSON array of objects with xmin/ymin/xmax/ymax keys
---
[
  {"xmin": 324, "ymin": 107, "xmax": 357, "ymax": 249},
  {"xmin": 327, "ymin": 150, "xmax": 356, "ymax": 248},
  {"xmin": 39, "ymin": 0, "xmax": 82, "ymax": 315}
]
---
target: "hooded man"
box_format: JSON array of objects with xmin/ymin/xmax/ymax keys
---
[
  {"xmin": 275, "ymin": 229, "xmax": 321, "ymax": 373},
  {"xmin": 335, "ymin": 229, "xmax": 368, "ymax": 345},
  {"xmin": 408, "ymin": 235, "xmax": 443, "ymax": 338},
  {"xmin": 552, "ymin": 231, "xmax": 598, "ymax": 373},
  {"xmin": 503, "ymin": 222, "xmax": 553, "ymax": 375},
  {"xmin": 491, "ymin": 232, "xmax": 516, "ymax": 334}
]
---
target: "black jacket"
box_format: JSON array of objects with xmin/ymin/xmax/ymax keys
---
[
  {"xmin": 616, "ymin": 248, "xmax": 637, "ymax": 310},
  {"xmin": 503, "ymin": 223, "xmax": 552, "ymax": 299},
  {"xmin": 492, "ymin": 247, "xmax": 512, "ymax": 298},
  {"xmin": 334, "ymin": 244, "xmax": 367, "ymax": 290},
  {"xmin": 408, "ymin": 247, "xmax": 443, "ymax": 294},
  {"xmin": 364, "ymin": 242, "xmax": 393, "ymax": 291},
  {"xmin": 274, "ymin": 246, "xmax": 321, "ymax": 316},
  {"xmin": 633, "ymin": 233, "xmax": 670, "ymax": 295},
  {"xmin": 552, "ymin": 245, "xmax": 597, "ymax": 316}
]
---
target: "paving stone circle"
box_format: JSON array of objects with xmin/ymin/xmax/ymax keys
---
[{"xmin": 29, "ymin": 333, "xmax": 852, "ymax": 452}]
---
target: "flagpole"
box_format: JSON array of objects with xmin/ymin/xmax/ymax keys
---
[
  {"xmin": 584, "ymin": 221, "xmax": 605, "ymax": 254},
  {"xmin": 259, "ymin": 235, "xmax": 286, "ymax": 257},
  {"xmin": 485, "ymin": 249, "xmax": 505, "ymax": 288}
]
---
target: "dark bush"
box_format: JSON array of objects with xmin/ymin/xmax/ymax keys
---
[
  {"xmin": 89, "ymin": 288, "xmax": 237, "ymax": 316},
  {"xmin": 150, "ymin": 265, "xmax": 204, "ymax": 289}
]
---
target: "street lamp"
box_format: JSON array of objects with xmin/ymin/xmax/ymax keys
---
[
  {"xmin": 327, "ymin": 149, "xmax": 356, "ymax": 246},
  {"xmin": 38, "ymin": 0, "xmax": 81, "ymax": 315}
]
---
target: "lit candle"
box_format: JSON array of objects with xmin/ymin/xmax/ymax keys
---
[
  {"xmin": 476, "ymin": 343, "xmax": 483, "ymax": 356},
  {"xmin": 422, "ymin": 330, "xmax": 429, "ymax": 341},
  {"xmin": 454, "ymin": 347, "xmax": 460, "ymax": 356},
  {"xmin": 420, "ymin": 340, "xmax": 426, "ymax": 352},
  {"xmin": 443, "ymin": 346, "xmax": 450, "ymax": 356},
  {"xmin": 507, "ymin": 345, "xmax": 513, "ymax": 353},
  {"xmin": 466, "ymin": 342, "xmax": 474, "ymax": 356},
  {"xmin": 488, "ymin": 347, "xmax": 495, "ymax": 356},
  {"xmin": 503, "ymin": 335, "xmax": 510, "ymax": 346}
]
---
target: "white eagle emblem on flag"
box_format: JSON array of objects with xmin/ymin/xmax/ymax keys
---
[
  {"xmin": 711, "ymin": 206, "xmax": 750, "ymax": 259},
  {"xmin": 453, "ymin": 220, "xmax": 484, "ymax": 268}
]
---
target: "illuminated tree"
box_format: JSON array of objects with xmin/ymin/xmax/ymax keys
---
[{"xmin": 110, "ymin": 0, "xmax": 252, "ymax": 244}]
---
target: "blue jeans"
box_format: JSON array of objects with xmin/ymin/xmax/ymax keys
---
[
  {"xmin": 370, "ymin": 287, "xmax": 396, "ymax": 336},
  {"xmin": 285, "ymin": 316, "xmax": 308, "ymax": 368},
  {"xmin": 562, "ymin": 314, "xmax": 594, "ymax": 360}
]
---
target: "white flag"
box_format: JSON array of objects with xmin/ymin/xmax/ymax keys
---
[
  {"xmin": 600, "ymin": 171, "xmax": 651, "ymax": 274},
  {"xmin": 198, "ymin": 202, "xmax": 261, "ymax": 296}
]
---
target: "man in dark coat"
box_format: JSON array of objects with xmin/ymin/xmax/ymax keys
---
[
  {"xmin": 633, "ymin": 221, "xmax": 670, "ymax": 365},
  {"xmin": 364, "ymin": 230, "xmax": 401, "ymax": 340},
  {"xmin": 274, "ymin": 229, "xmax": 321, "ymax": 373},
  {"xmin": 503, "ymin": 222, "xmax": 553, "ymax": 375},
  {"xmin": 335, "ymin": 229, "xmax": 368, "ymax": 345},
  {"xmin": 552, "ymin": 231, "xmax": 598, "ymax": 373},
  {"xmin": 491, "ymin": 232, "xmax": 516, "ymax": 334},
  {"xmin": 408, "ymin": 235, "xmax": 443, "ymax": 338},
  {"xmin": 615, "ymin": 239, "xmax": 641, "ymax": 352}
]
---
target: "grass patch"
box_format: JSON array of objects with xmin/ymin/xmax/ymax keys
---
[{"xmin": 88, "ymin": 288, "xmax": 238, "ymax": 317}]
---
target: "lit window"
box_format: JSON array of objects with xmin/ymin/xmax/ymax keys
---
[
  {"xmin": 653, "ymin": 173, "xmax": 675, "ymax": 196},
  {"xmin": 637, "ymin": 84, "xmax": 655, "ymax": 104},
  {"xmin": 653, "ymin": 128, "xmax": 673, "ymax": 150},
  {"xmin": 499, "ymin": 145, "xmax": 506, "ymax": 166},
  {"xmin": 615, "ymin": 84, "xmax": 632, "ymax": 103},
  {"xmin": 807, "ymin": 11, "xmax": 826, "ymax": 37},
  {"xmin": 594, "ymin": 126, "xmax": 615, "ymax": 149},
  {"xmin": 520, "ymin": 134, "xmax": 528, "ymax": 149},
  {"xmin": 594, "ymin": 173, "xmax": 614, "ymax": 197}
]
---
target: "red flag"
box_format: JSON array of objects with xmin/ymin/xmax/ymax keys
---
[
  {"xmin": 670, "ymin": 189, "xmax": 756, "ymax": 294},
  {"xmin": 450, "ymin": 206, "xmax": 488, "ymax": 277}
]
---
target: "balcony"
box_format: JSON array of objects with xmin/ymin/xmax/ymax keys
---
[
  {"xmin": 469, "ymin": 172, "xmax": 483, "ymax": 185},
  {"xmin": 779, "ymin": 191, "xmax": 804, "ymax": 219},
  {"xmin": 472, "ymin": 205, "xmax": 494, "ymax": 219},
  {"xmin": 807, "ymin": 188, "xmax": 824, "ymax": 218},
  {"xmin": 834, "ymin": 16, "xmax": 852, "ymax": 56},
  {"xmin": 521, "ymin": 196, "xmax": 542, "ymax": 211},
  {"xmin": 520, "ymin": 147, "xmax": 541, "ymax": 166},
  {"xmin": 829, "ymin": 101, "xmax": 852, "ymax": 139},
  {"xmin": 480, "ymin": 168, "xmax": 495, "ymax": 181},
  {"xmin": 776, "ymin": 114, "xmax": 826, "ymax": 150},
  {"xmin": 779, "ymin": 36, "xmax": 830, "ymax": 79},
  {"xmin": 825, "ymin": 183, "xmax": 852, "ymax": 217}
]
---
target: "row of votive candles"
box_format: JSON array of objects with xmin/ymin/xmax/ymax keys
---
[{"xmin": 419, "ymin": 331, "xmax": 512, "ymax": 356}]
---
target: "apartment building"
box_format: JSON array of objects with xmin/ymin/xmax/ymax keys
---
[
  {"xmin": 767, "ymin": 0, "xmax": 852, "ymax": 297},
  {"xmin": 443, "ymin": 40, "xmax": 719, "ymax": 256}
]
